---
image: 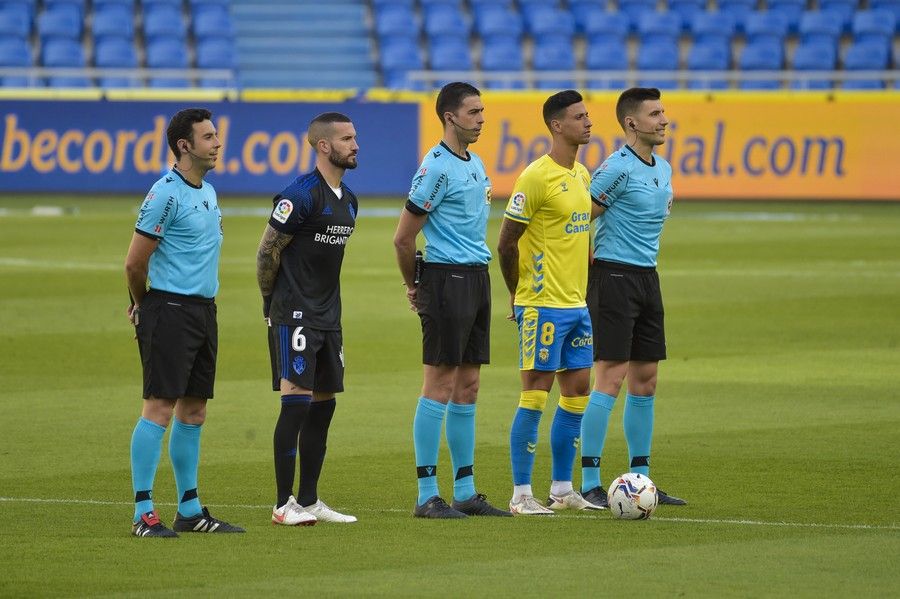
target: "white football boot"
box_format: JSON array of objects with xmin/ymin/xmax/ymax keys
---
[
  {"xmin": 303, "ymin": 499, "xmax": 357, "ymax": 523},
  {"xmin": 509, "ymin": 494, "xmax": 554, "ymax": 515},
  {"xmin": 272, "ymin": 495, "xmax": 317, "ymax": 526},
  {"xmin": 547, "ymin": 489, "xmax": 604, "ymax": 511}
]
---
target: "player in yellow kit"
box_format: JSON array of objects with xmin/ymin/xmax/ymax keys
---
[{"xmin": 497, "ymin": 90, "xmax": 603, "ymax": 515}]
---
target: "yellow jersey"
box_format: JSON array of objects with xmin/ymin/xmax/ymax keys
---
[{"xmin": 504, "ymin": 154, "xmax": 592, "ymax": 308}]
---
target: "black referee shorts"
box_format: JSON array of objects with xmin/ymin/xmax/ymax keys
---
[
  {"xmin": 417, "ymin": 263, "xmax": 491, "ymax": 366},
  {"xmin": 135, "ymin": 289, "xmax": 217, "ymax": 400},
  {"xmin": 587, "ymin": 260, "xmax": 666, "ymax": 362}
]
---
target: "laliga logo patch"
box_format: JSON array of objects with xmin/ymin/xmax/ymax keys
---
[
  {"xmin": 484, "ymin": 186, "xmax": 492, "ymax": 205},
  {"xmin": 273, "ymin": 199, "xmax": 293, "ymax": 224},
  {"xmin": 292, "ymin": 356, "xmax": 306, "ymax": 375},
  {"xmin": 509, "ymin": 192, "xmax": 526, "ymax": 215}
]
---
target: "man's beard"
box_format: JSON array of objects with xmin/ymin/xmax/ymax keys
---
[{"xmin": 329, "ymin": 152, "xmax": 357, "ymax": 170}]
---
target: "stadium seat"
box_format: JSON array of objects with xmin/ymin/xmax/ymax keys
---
[
  {"xmin": 616, "ymin": 0, "xmax": 657, "ymax": 33},
  {"xmin": 636, "ymin": 11, "xmax": 682, "ymax": 46},
  {"xmin": 196, "ymin": 38, "xmax": 235, "ymax": 87},
  {"xmin": 568, "ymin": 0, "xmax": 605, "ymax": 33},
  {"xmin": 192, "ymin": 7, "xmax": 234, "ymax": 41},
  {"xmin": 42, "ymin": 38, "xmax": 91, "ymax": 87},
  {"xmin": 842, "ymin": 42, "xmax": 890, "ymax": 89},
  {"xmin": 92, "ymin": 5, "xmax": 134, "ymax": 42},
  {"xmin": 375, "ymin": 5, "xmax": 417, "ymax": 38},
  {"xmin": 419, "ymin": 0, "xmax": 460, "ymax": 6},
  {"xmin": 870, "ymin": 0, "xmax": 900, "ymax": 29},
  {"xmin": 744, "ymin": 11, "xmax": 789, "ymax": 45},
  {"xmin": 798, "ymin": 11, "xmax": 843, "ymax": 47},
  {"xmin": 583, "ymin": 10, "xmax": 629, "ymax": 44},
  {"xmin": 690, "ymin": 11, "xmax": 735, "ymax": 48},
  {"xmin": 142, "ymin": 0, "xmax": 183, "ymax": 10},
  {"xmin": 524, "ymin": 6, "xmax": 575, "ymax": 36},
  {"xmin": 428, "ymin": 38, "xmax": 471, "ymax": 71},
  {"xmin": 790, "ymin": 42, "xmax": 837, "ymax": 90},
  {"xmin": 0, "ymin": 0, "xmax": 36, "ymax": 20},
  {"xmin": 44, "ymin": 0, "xmax": 85, "ymax": 20},
  {"xmin": 584, "ymin": 40, "xmax": 627, "ymax": 89},
  {"xmin": 480, "ymin": 38, "xmax": 524, "ymax": 89},
  {"xmin": 852, "ymin": 10, "xmax": 896, "ymax": 46},
  {"xmin": 371, "ymin": 0, "xmax": 414, "ymax": 7},
  {"xmin": 636, "ymin": 41, "xmax": 679, "ymax": 89},
  {"xmin": 423, "ymin": 4, "xmax": 468, "ymax": 43},
  {"xmin": 143, "ymin": 6, "xmax": 186, "ymax": 40},
  {"xmin": 145, "ymin": 38, "xmax": 189, "ymax": 69},
  {"xmin": 0, "ymin": 5, "xmax": 28, "ymax": 39},
  {"xmin": 819, "ymin": 0, "xmax": 858, "ymax": 34},
  {"xmin": 738, "ymin": 41, "xmax": 784, "ymax": 89},
  {"xmin": 686, "ymin": 41, "xmax": 730, "ymax": 90},
  {"xmin": 0, "ymin": 37, "xmax": 32, "ymax": 86},
  {"xmin": 474, "ymin": 6, "xmax": 522, "ymax": 42},
  {"xmin": 380, "ymin": 37, "xmax": 423, "ymax": 89},
  {"xmin": 668, "ymin": 0, "xmax": 705, "ymax": 32},
  {"xmin": 531, "ymin": 37, "xmax": 575, "ymax": 89},
  {"xmin": 36, "ymin": 5, "xmax": 80, "ymax": 41},
  {"xmin": 94, "ymin": 37, "xmax": 139, "ymax": 87},
  {"xmin": 764, "ymin": 0, "xmax": 806, "ymax": 34},
  {"xmin": 717, "ymin": 0, "xmax": 756, "ymax": 33}
]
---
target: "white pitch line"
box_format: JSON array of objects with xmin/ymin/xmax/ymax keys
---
[{"xmin": 1, "ymin": 496, "xmax": 897, "ymax": 531}]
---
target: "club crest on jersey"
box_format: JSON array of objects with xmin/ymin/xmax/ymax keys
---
[
  {"xmin": 273, "ymin": 199, "xmax": 293, "ymax": 224},
  {"xmin": 292, "ymin": 356, "xmax": 306, "ymax": 375},
  {"xmin": 538, "ymin": 348, "xmax": 550, "ymax": 363},
  {"xmin": 509, "ymin": 192, "xmax": 526, "ymax": 215}
]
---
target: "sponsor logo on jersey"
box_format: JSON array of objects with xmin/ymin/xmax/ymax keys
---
[
  {"xmin": 508, "ymin": 192, "xmax": 526, "ymax": 216},
  {"xmin": 565, "ymin": 211, "xmax": 591, "ymax": 234},
  {"xmin": 292, "ymin": 311, "xmax": 303, "ymax": 319},
  {"xmin": 272, "ymin": 199, "xmax": 293, "ymax": 224},
  {"xmin": 570, "ymin": 335, "xmax": 593, "ymax": 348}
]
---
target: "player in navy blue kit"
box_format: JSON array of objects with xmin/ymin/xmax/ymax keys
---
[
  {"xmin": 394, "ymin": 82, "xmax": 511, "ymax": 519},
  {"xmin": 579, "ymin": 88, "xmax": 687, "ymax": 508},
  {"xmin": 256, "ymin": 112, "xmax": 359, "ymax": 526},
  {"xmin": 125, "ymin": 108, "xmax": 244, "ymax": 537}
]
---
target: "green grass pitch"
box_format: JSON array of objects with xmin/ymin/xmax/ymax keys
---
[{"xmin": 1, "ymin": 196, "xmax": 898, "ymax": 597}]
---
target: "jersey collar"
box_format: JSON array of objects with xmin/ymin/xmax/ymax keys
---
[
  {"xmin": 624, "ymin": 145, "xmax": 656, "ymax": 167},
  {"xmin": 171, "ymin": 167, "xmax": 203, "ymax": 189},
  {"xmin": 440, "ymin": 141, "xmax": 471, "ymax": 162}
]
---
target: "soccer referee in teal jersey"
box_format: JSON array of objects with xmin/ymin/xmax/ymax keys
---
[
  {"xmin": 579, "ymin": 88, "xmax": 687, "ymax": 508},
  {"xmin": 124, "ymin": 108, "xmax": 243, "ymax": 537},
  {"xmin": 394, "ymin": 82, "xmax": 511, "ymax": 519}
]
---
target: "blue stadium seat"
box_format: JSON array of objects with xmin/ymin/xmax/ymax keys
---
[
  {"xmin": 738, "ymin": 41, "xmax": 784, "ymax": 89},
  {"xmin": 192, "ymin": 6, "xmax": 233, "ymax": 41},
  {"xmin": 763, "ymin": 0, "xmax": 805, "ymax": 34},
  {"xmin": 142, "ymin": 0, "xmax": 183, "ymax": 10},
  {"xmin": 371, "ymin": 0, "xmax": 413, "ymax": 6},
  {"xmin": 92, "ymin": 5, "xmax": 133, "ymax": 42},
  {"xmin": 569, "ymin": 0, "xmax": 605, "ymax": 32},
  {"xmin": 0, "ymin": 37, "xmax": 32, "ymax": 86},
  {"xmin": 717, "ymin": 0, "xmax": 756, "ymax": 33},
  {"xmin": 36, "ymin": 5, "xmax": 80, "ymax": 41},
  {"xmin": 668, "ymin": 0, "xmax": 705, "ymax": 32},
  {"xmin": 870, "ymin": 0, "xmax": 900, "ymax": 30},
  {"xmin": 686, "ymin": 41, "xmax": 730, "ymax": 90},
  {"xmin": 423, "ymin": 4, "xmax": 468, "ymax": 42},
  {"xmin": 143, "ymin": 6, "xmax": 186, "ymax": 40},
  {"xmin": 616, "ymin": 0, "xmax": 657, "ymax": 32},
  {"xmin": 583, "ymin": 10, "xmax": 629, "ymax": 43},
  {"xmin": 480, "ymin": 38, "xmax": 524, "ymax": 89},
  {"xmin": 0, "ymin": 4, "xmax": 29, "ymax": 39},
  {"xmin": 146, "ymin": 38, "xmax": 188, "ymax": 68},
  {"xmin": 189, "ymin": 0, "xmax": 228, "ymax": 11},
  {"xmin": 375, "ymin": 5, "xmax": 417, "ymax": 38},
  {"xmin": 0, "ymin": 0, "xmax": 37, "ymax": 20},
  {"xmin": 789, "ymin": 42, "xmax": 837, "ymax": 90},
  {"xmin": 637, "ymin": 11, "xmax": 681, "ymax": 46},
  {"xmin": 842, "ymin": 42, "xmax": 890, "ymax": 89},
  {"xmin": 819, "ymin": 0, "xmax": 858, "ymax": 34},
  {"xmin": 532, "ymin": 37, "xmax": 575, "ymax": 89},
  {"xmin": 44, "ymin": 0, "xmax": 85, "ymax": 20},
  {"xmin": 380, "ymin": 38, "xmax": 423, "ymax": 89},
  {"xmin": 474, "ymin": 6, "xmax": 522, "ymax": 42},
  {"xmin": 690, "ymin": 11, "xmax": 735, "ymax": 48},
  {"xmin": 95, "ymin": 38, "xmax": 138, "ymax": 87},
  {"xmin": 636, "ymin": 41, "xmax": 679, "ymax": 89},
  {"xmin": 419, "ymin": 0, "xmax": 460, "ymax": 6},
  {"xmin": 744, "ymin": 11, "xmax": 789, "ymax": 45},
  {"xmin": 852, "ymin": 10, "xmax": 896, "ymax": 46},
  {"xmin": 584, "ymin": 39, "xmax": 627, "ymax": 89},
  {"xmin": 428, "ymin": 38, "xmax": 471, "ymax": 70},
  {"xmin": 42, "ymin": 38, "xmax": 91, "ymax": 87},
  {"xmin": 798, "ymin": 11, "xmax": 843, "ymax": 47},
  {"xmin": 524, "ymin": 6, "xmax": 575, "ymax": 36},
  {"xmin": 196, "ymin": 38, "xmax": 234, "ymax": 87}
]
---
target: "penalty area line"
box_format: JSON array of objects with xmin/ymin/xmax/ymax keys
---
[{"xmin": 0, "ymin": 496, "xmax": 897, "ymax": 531}]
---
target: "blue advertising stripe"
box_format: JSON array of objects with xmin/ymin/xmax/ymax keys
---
[{"xmin": 0, "ymin": 100, "xmax": 419, "ymax": 195}]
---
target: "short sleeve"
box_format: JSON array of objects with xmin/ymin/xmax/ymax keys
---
[
  {"xmin": 269, "ymin": 188, "xmax": 313, "ymax": 234},
  {"xmin": 408, "ymin": 155, "xmax": 447, "ymax": 213},
  {"xmin": 504, "ymin": 168, "xmax": 545, "ymax": 223},
  {"xmin": 135, "ymin": 181, "xmax": 177, "ymax": 239},
  {"xmin": 590, "ymin": 159, "xmax": 629, "ymax": 208}
]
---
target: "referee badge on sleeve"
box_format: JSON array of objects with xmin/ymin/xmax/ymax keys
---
[{"xmin": 485, "ymin": 186, "xmax": 492, "ymax": 205}]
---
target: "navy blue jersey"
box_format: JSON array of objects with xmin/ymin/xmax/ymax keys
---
[
  {"xmin": 268, "ymin": 169, "xmax": 358, "ymax": 330},
  {"xmin": 590, "ymin": 145, "xmax": 674, "ymax": 268},
  {"xmin": 135, "ymin": 168, "xmax": 222, "ymax": 298}
]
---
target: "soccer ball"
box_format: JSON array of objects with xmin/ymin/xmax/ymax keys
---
[{"xmin": 607, "ymin": 473, "xmax": 659, "ymax": 520}]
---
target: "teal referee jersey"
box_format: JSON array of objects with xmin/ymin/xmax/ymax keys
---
[{"xmin": 135, "ymin": 168, "xmax": 223, "ymax": 298}]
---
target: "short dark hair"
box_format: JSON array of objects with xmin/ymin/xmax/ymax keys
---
[
  {"xmin": 542, "ymin": 90, "xmax": 583, "ymax": 128},
  {"xmin": 167, "ymin": 108, "xmax": 212, "ymax": 160},
  {"xmin": 435, "ymin": 82, "xmax": 481, "ymax": 125},
  {"xmin": 307, "ymin": 112, "xmax": 353, "ymax": 146},
  {"xmin": 616, "ymin": 87, "xmax": 661, "ymax": 129}
]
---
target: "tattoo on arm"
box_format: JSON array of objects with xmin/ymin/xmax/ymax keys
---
[
  {"xmin": 497, "ymin": 218, "xmax": 527, "ymax": 295},
  {"xmin": 256, "ymin": 225, "xmax": 294, "ymax": 296}
]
